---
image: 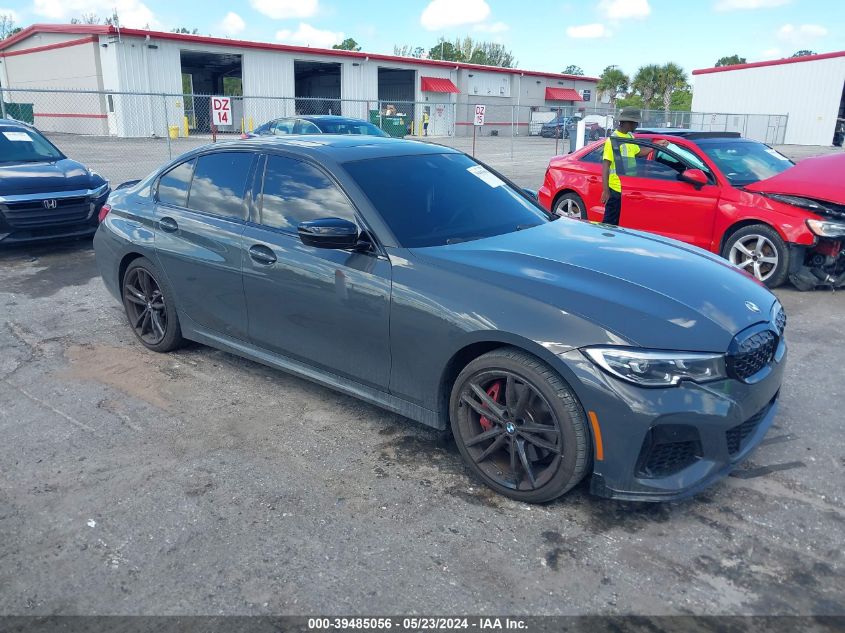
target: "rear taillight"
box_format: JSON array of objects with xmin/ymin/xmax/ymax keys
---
[{"xmin": 98, "ymin": 204, "xmax": 111, "ymax": 223}]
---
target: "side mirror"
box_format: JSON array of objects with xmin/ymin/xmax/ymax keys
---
[
  {"xmin": 298, "ymin": 217, "xmax": 359, "ymax": 250},
  {"xmin": 680, "ymin": 168, "xmax": 708, "ymax": 188}
]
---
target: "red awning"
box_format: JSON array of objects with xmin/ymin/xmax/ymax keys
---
[
  {"xmin": 545, "ymin": 87, "xmax": 583, "ymax": 101},
  {"xmin": 420, "ymin": 76, "xmax": 460, "ymax": 93}
]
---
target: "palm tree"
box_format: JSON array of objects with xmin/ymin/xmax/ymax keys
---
[
  {"xmin": 631, "ymin": 64, "xmax": 661, "ymax": 110},
  {"xmin": 596, "ymin": 65, "xmax": 629, "ymax": 109},
  {"xmin": 658, "ymin": 62, "xmax": 688, "ymax": 122}
]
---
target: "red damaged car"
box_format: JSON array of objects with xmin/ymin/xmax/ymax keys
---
[{"xmin": 537, "ymin": 129, "xmax": 845, "ymax": 289}]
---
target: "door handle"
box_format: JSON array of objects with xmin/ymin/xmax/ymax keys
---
[
  {"xmin": 248, "ymin": 244, "xmax": 277, "ymax": 265},
  {"xmin": 159, "ymin": 216, "xmax": 178, "ymax": 232}
]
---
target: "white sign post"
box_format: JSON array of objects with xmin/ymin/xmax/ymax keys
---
[
  {"xmin": 472, "ymin": 104, "xmax": 486, "ymax": 156},
  {"xmin": 211, "ymin": 96, "xmax": 232, "ymax": 128}
]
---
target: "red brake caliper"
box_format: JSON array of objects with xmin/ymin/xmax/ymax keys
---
[{"xmin": 479, "ymin": 381, "xmax": 503, "ymax": 431}]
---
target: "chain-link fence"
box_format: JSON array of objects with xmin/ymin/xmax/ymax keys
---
[{"xmin": 0, "ymin": 87, "xmax": 789, "ymax": 190}]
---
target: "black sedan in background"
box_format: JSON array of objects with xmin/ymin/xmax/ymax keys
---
[
  {"xmin": 243, "ymin": 115, "xmax": 388, "ymax": 139},
  {"xmin": 0, "ymin": 119, "xmax": 109, "ymax": 245},
  {"xmin": 94, "ymin": 136, "xmax": 785, "ymax": 503}
]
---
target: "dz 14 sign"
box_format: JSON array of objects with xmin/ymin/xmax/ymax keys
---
[{"xmin": 212, "ymin": 96, "xmax": 231, "ymax": 126}]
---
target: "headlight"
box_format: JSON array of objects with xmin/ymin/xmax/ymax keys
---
[
  {"xmin": 764, "ymin": 193, "xmax": 829, "ymax": 213},
  {"xmin": 806, "ymin": 219, "xmax": 845, "ymax": 239},
  {"xmin": 583, "ymin": 347, "xmax": 727, "ymax": 387}
]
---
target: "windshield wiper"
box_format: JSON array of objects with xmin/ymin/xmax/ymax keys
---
[
  {"xmin": 446, "ymin": 236, "xmax": 483, "ymax": 244},
  {"xmin": 516, "ymin": 223, "xmax": 540, "ymax": 231}
]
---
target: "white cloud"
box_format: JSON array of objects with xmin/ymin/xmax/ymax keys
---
[
  {"xmin": 760, "ymin": 47, "xmax": 782, "ymax": 58},
  {"xmin": 218, "ymin": 12, "xmax": 245, "ymax": 36},
  {"xmin": 251, "ymin": 0, "xmax": 318, "ymax": 20},
  {"xmin": 777, "ymin": 23, "xmax": 828, "ymax": 45},
  {"xmin": 473, "ymin": 21, "xmax": 508, "ymax": 33},
  {"xmin": 715, "ymin": 0, "xmax": 790, "ymax": 10},
  {"xmin": 598, "ymin": 0, "xmax": 650, "ymax": 20},
  {"xmin": 420, "ymin": 0, "xmax": 490, "ymax": 31},
  {"xmin": 0, "ymin": 7, "xmax": 20, "ymax": 22},
  {"xmin": 566, "ymin": 23, "xmax": 611, "ymax": 39},
  {"xmin": 275, "ymin": 23, "xmax": 343, "ymax": 48},
  {"xmin": 32, "ymin": 0, "xmax": 158, "ymax": 28}
]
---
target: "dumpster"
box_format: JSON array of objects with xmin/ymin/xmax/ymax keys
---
[
  {"xmin": 369, "ymin": 110, "xmax": 408, "ymax": 138},
  {"xmin": 2, "ymin": 102, "xmax": 35, "ymax": 124}
]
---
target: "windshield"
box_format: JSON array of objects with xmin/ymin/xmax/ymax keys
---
[
  {"xmin": 0, "ymin": 126, "xmax": 65, "ymax": 163},
  {"xmin": 343, "ymin": 153, "xmax": 550, "ymax": 248},
  {"xmin": 697, "ymin": 140, "xmax": 793, "ymax": 186},
  {"xmin": 316, "ymin": 121, "xmax": 388, "ymax": 137}
]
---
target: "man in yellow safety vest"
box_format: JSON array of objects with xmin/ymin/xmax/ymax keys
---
[{"xmin": 600, "ymin": 107, "xmax": 667, "ymax": 226}]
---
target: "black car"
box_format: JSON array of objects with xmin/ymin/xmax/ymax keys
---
[
  {"xmin": 94, "ymin": 136, "xmax": 784, "ymax": 503},
  {"xmin": 245, "ymin": 115, "xmax": 389, "ymax": 139},
  {"xmin": 0, "ymin": 119, "xmax": 109, "ymax": 244}
]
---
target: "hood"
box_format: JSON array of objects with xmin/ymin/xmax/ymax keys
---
[
  {"xmin": 745, "ymin": 153, "xmax": 845, "ymax": 205},
  {"xmin": 415, "ymin": 220, "xmax": 776, "ymax": 352},
  {"xmin": 0, "ymin": 159, "xmax": 101, "ymax": 196}
]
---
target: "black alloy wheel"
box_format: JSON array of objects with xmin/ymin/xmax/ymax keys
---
[
  {"xmin": 122, "ymin": 258, "xmax": 183, "ymax": 352},
  {"xmin": 450, "ymin": 348, "xmax": 589, "ymax": 503}
]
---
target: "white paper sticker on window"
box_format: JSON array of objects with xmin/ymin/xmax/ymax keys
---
[
  {"xmin": 764, "ymin": 148, "xmax": 790, "ymax": 161},
  {"xmin": 467, "ymin": 164, "xmax": 504, "ymax": 188},
  {"xmin": 2, "ymin": 131, "xmax": 33, "ymax": 142}
]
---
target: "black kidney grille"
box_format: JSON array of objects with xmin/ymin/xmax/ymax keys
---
[
  {"xmin": 640, "ymin": 440, "xmax": 701, "ymax": 478},
  {"xmin": 727, "ymin": 330, "xmax": 776, "ymax": 381},
  {"xmin": 775, "ymin": 308, "xmax": 786, "ymax": 336}
]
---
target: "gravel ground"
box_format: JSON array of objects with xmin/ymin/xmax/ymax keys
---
[{"xmin": 1, "ymin": 236, "xmax": 844, "ymax": 616}]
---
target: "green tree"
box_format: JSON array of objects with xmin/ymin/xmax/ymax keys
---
[
  {"xmin": 658, "ymin": 62, "xmax": 687, "ymax": 118},
  {"xmin": 333, "ymin": 38, "xmax": 361, "ymax": 51},
  {"xmin": 472, "ymin": 41, "xmax": 515, "ymax": 67},
  {"xmin": 0, "ymin": 14, "xmax": 22, "ymax": 39},
  {"xmin": 670, "ymin": 87, "xmax": 692, "ymax": 111},
  {"xmin": 429, "ymin": 38, "xmax": 462, "ymax": 61},
  {"xmin": 393, "ymin": 44, "xmax": 424, "ymax": 58},
  {"xmin": 791, "ymin": 49, "xmax": 816, "ymax": 57},
  {"xmin": 631, "ymin": 63, "xmax": 661, "ymax": 109},
  {"xmin": 616, "ymin": 93, "xmax": 644, "ymax": 109},
  {"xmin": 172, "ymin": 27, "xmax": 200, "ymax": 34},
  {"xmin": 596, "ymin": 65, "xmax": 629, "ymax": 108},
  {"xmin": 562, "ymin": 64, "xmax": 584, "ymax": 76},
  {"xmin": 715, "ymin": 54, "xmax": 746, "ymax": 67}
]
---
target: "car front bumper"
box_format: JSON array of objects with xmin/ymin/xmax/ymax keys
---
[
  {"xmin": 0, "ymin": 190, "xmax": 108, "ymax": 246},
  {"xmin": 558, "ymin": 341, "xmax": 786, "ymax": 502}
]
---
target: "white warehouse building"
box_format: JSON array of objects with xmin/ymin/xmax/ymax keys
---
[
  {"xmin": 692, "ymin": 50, "xmax": 845, "ymax": 146},
  {"xmin": 0, "ymin": 23, "xmax": 599, "ymax": 139}
]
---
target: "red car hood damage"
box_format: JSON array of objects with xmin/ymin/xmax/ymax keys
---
[{"xmin": 746, "ymin": 153, "xmax": 845, "ymax": 205}]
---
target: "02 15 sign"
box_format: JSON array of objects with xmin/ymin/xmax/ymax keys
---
[
  {"xmin": 474, "ymin": 104, "xmax": 486, "ymax": 126},
  {"xmin": 211, "ymin": 96, "xmax": 231, "ymax": 126}
]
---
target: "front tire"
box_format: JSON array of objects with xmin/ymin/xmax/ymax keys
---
[
  {"xmin": 552, "ymin": 192, "xmax": 587, "ymax": 219},
  {"xmin": 722, "ymin": 224, "xmax": 789, "ymax": 288},
  {"xmin": 449, "ymin": 348, "xmax": 590, "ymax": 503},
  {"xmin": 122, "ymin": 257, "xmax": 184, "ymax": 353}
]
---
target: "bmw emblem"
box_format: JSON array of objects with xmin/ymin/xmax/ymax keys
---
[{"xmin": 745, "ymin": 301, "xmax": 760, "ymax": 313}]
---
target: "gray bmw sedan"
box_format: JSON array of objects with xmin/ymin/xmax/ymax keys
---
[{"xmin": 94, "ymin": 136, "xmax": 786, "ymax": 503}]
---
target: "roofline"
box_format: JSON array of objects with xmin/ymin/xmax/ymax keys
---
[
  {"xmin": 0, "ymin": 23, "xmax": 600, "ymax": 83},
  {"xmin": 693, "ymin": 50, "xmax": 845, "ymax": 75}
]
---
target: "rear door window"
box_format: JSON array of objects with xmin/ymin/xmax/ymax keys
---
[
  {"xmin": 272, "ymin": 119, "xmax": 295, "ymax": 135},
  {"xmin": 157, "ymin": 159, "xmax": 195, "ymax": 207},
  {"xmin": 186, "ymin": 152, "xmax": 254, "ymax": 220},
  {"xmin": 259, "ymin": 154, "xmax": 356, "ymax": 232}
]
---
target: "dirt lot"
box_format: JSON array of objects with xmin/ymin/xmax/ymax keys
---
[
  {"xmin": 1, "ymin": 230, "xmax": 845, "ymax": 615},
  {"xmin": 2, "ymin": 136, "xmax": 845, "ymax": 617}
]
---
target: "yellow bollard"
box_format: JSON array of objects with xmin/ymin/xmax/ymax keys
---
[
  {"xmin": 248, "ymin": 117, "xmax": 254, "ymax": 132},
  {"xmin": 241, "ymin": 117, "xmax": 245, "ymax": 133},
  {"xmin": 183, "ymin": 115, "xmax": 189, "ymax": 137}
]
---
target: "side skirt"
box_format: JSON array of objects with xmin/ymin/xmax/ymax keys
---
[{"xmin": 184, "ymin": 322, "xmax": 445, "ymax": 430}]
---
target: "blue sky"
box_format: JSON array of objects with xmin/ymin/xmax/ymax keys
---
[{"xmin": 3, "ymin": 0, "xmax": 843, "ymax": 78}]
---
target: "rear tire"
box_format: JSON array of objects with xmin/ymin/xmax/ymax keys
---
[
  {"xmin": 552, "ymin": 192, "xmax": 587, "ymax": 220},
  {"xmin": 122, "ymin": 257, "xmax": 184, "ymax": 353},
  {"xmin": 721, "ymin": 224, "xmax": 789, "ymax": 288},
  {"xmin": 449, "ymin": 348, "xmax": 590, "ymax": 503}
]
